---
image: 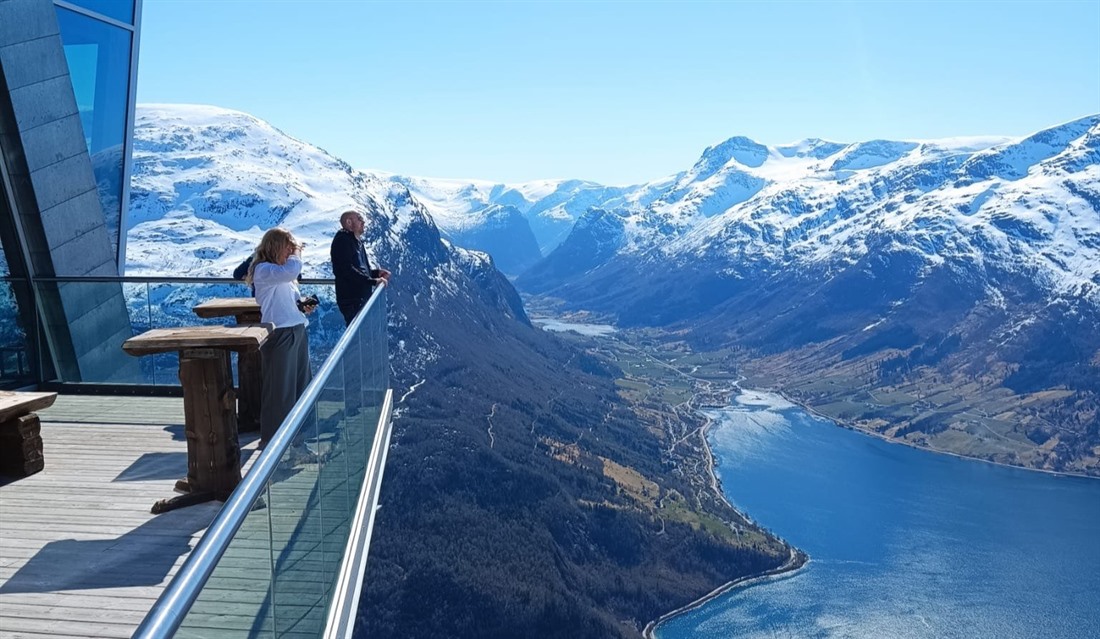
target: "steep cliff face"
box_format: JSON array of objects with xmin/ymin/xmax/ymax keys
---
[
  {"xmin": 446, "ymin": 203, "xmax": 543, "ymax": 276},
  {"xmin": 129, "ymin": 104, "xmax": 790, "ymax": 638}
]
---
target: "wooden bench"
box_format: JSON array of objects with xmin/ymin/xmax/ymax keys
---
[
  {"xmin": 0, "ymin": 390, "xmax": 57, "ymax": 477},
  {"xmin": 123, "ymin": 325, "xmax": 271, "ymax": 514},
  {"xmin": 193, "ymin": 298, "xmax": 263, "ymax": 433}
]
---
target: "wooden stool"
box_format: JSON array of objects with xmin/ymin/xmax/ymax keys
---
[{"xmin": 0, "ymin": 391, "xmax": 57, "ymax": 477}]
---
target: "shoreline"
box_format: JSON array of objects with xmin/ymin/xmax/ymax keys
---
[
  {"xmin": 642, "ymin": 401, "xmax": 808, "ymax": 639},
  {"xmin": 768, "ymin": 388, "xmax": 1100, "ymax": 482},
  {"xmin": 641, "ymin": 380, "xmax": 1096, "ymax": 638},
  {"xmin": 641, "ymin": 546, "xmax": 806, "ymax": 639}
]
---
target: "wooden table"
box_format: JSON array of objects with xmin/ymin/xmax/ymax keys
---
[
  {"xmin": 193, "ymin": 298, "xmax": 263, "ymax": 433},
  {"xmin": 0, "ymin": 390, "xmax": 57, "ymax": 477},
  {"xmin": 123, "ymin": 325, "xmax": 271, "ymax": 514}
]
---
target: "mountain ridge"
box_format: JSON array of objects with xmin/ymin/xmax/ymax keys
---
[
  {"xmin": 515, "ymin": 114, "xmax": 1100, "ymax": 476},
  {"xmin": 128, "ymin": 103, "xmax": 792, "ymax": 638}
]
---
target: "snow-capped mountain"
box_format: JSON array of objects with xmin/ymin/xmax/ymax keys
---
[
  {"xmin": 128, "ymin": 104, "xmax": 785, "ymax": 638},
  {"xmin": 518, "ymin": 116, "xmax": 1100, "ymax": 475},
  {"xmin": 343, "ymin": 114, "xmax": 1100, "ymax": 477},
  {"xmin": 129, "ymin": 104, "xmax": 532, "ymax": 376},
  {"xmin": 393, "ymin": 122, "xmax": 1099, "ymax": 306},
  {"xmin": 371, "ymin": 176, "xmax": 543, "ymax": 274},
  {"xmin": 382, "ymin": 173, "xmax": 634, "ymax": 257},
  {"xmin": 523, "ymin": 116, "xmax": 1100, "ymax": 311},
  {"xmin": 441, "ymin": 203, "xmax": 542, "ymax": 275}
]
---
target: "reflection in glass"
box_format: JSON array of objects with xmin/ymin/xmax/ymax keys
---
[
  {"xmin": 1, "ymin": 166, "xmax": 35, "ymax": 384},
  {"xmin": 63, "ymin": 0, "xmax": 136, "ymax": 25},
  {"xmin": 0, "ymin": 228, "xmax": 33, "ymax": 383},
  {"xmin": 28, "ymin": 280, "xmax": 347, "ymax": 385},
  {"xmin": 56, "ymin": 7, "xmax": 133, "ymax": 261},
  {"xmin": 122, "ymin": 281, "xmax": 255, "ymax": 385},
  {"xmin": 0, "ymin": 279, "xmax": 31, "ymax": 384}
]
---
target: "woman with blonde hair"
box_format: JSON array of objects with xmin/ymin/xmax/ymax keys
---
[{"xmin": 246, "ymin": 227, "xmax": 314, "ymax": 447}]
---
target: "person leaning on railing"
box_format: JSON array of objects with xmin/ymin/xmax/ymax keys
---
[
  {"xmin": 245, "ymin": 227, "xmax": 316, "ymax": 447},
  {"xmin": 331, "ymin": 210, "xmax": 390, "ymax": 327}
]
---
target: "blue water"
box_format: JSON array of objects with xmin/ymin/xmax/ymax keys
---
[
  {"xmin": 655, "ymin": 390, "xmax": 1100, "ymax": 639},
  {"xmin": 534, "ymin": 318, "xmax": 616, "ymax": 336}
]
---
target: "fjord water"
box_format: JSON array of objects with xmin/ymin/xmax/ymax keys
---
[{"xmin": 656, "ymin": 391, "xmax": 1100, "ymax": 639}]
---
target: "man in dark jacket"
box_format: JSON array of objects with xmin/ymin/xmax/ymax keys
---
[
  {"xmin": 331, "ymin": 210, "xmax": 390, "ymax": 326},
  {"xmin": 232, "ymin": 254, "xmax": 255, "ymax": 295}
]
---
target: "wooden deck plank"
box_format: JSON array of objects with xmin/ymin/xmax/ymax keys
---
[
  {"xmin": 0, "ymin": 395, "xmax": 268, "ymax": 639},
  {"xmin": 0, "ymin": 392, "xmax": 359, "ymax": 639}
]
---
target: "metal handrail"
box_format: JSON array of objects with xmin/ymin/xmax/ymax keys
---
[
  {"xmin": 323, "ymin": 389, "xmax": 394, "ymax": 639},
  {"xmin": 132, "ymin": 285, "xmax": 388, "ymax": 638},
  {"xmin": 1, "ymin": 275, "xmax": 337, "ymax": 285}
]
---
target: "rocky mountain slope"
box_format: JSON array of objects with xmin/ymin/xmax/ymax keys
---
[
  {"xmin": 127, "ymin": 104, "xmax": 790, "ymax": 638},
  {"xmin": 518, "ymin": 117, "xmax": 1100, "ymax": 475}
]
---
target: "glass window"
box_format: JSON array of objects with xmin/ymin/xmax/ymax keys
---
[
  {"xmin": 0, "ymin": 191, "xmax": 35, "ymax": 386},
  {"xmin": 61, "ymin": 0, "xmax": 135, "ymax": 26},
  {"xmin": 0, "ymin": 278, "xmax": 32, "ymax": 386},
  {"xmin": 56, "ymin": 6, "xmax": 133, "ymax": 262}
]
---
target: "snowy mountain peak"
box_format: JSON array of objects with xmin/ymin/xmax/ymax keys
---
[
  {"xmin": 828, "ymin": 139, "xmax": 920, "ymax": 172},
  {"xmin": 959, "ymin": 114, "xmax": 1100, "ymax": 183},
  {"xmin": 695, "ymin": 135, "xmax": 770, "ymax": 172},
  {"xmin": 775, "ymin": 138, "xmax": 848, "ymax": 160}
]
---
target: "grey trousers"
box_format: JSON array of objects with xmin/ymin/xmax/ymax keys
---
[{"xmin": 259, "ymin": 323, "xmax": 312, "ymax": 445}]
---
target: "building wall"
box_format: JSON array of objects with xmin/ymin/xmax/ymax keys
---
[{"xmin": 0, "ymin": 0, "xmax": 139, "ymax": 383}]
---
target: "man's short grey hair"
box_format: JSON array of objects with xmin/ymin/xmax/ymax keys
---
[{"xmin": 340, "ymin": 210, "xmax": 363, "ymax": 228}]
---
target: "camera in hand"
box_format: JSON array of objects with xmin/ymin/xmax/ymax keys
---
[{"xmin": 296, "ymin": 294, "xmax": 320, "ymax": 312}]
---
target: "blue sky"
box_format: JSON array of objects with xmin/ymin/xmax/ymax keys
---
[{"xmin": 138, "ymin": 0, "xmax": 1100, "ymax": 185}]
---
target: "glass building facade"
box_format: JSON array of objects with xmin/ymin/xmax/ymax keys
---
[
  {"xmin": 0, "ymin": 0, "xmax": 141, "ymax": 387},
  {"xmin": 56, "ymin": 0, "xmax": 140, "ymax": 264}
]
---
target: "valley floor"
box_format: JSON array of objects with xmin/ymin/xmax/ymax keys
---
[
  {"xmin": 735, "ymin": 344, "xmax": 1100, "ymax": 479},
  {"xmin": 532, "ymin": 315, "xmax": 810, "ymax": 633},
  {"xmin": 530, "ymin": 307, "xmax": 1097, "ymax": 637}
]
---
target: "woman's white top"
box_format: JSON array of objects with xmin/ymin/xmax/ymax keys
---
[{"xmin": 252, "ymin": 255, "xmax": 308, "ymax": 329}]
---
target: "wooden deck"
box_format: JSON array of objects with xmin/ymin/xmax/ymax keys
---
[{"xmin": 0, "ymin": 395, "xmax": 263, "ymax": 638}]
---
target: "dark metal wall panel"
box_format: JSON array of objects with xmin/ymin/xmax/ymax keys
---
[
  {"xmin": 7, "ymin": 75, "xmax": 78, "ymax": 132},
  {"xmin": 0, "ymin": 33, "xmax": 69, "ymax": 92},
  {"xmin": 47, "ymin": 223, "xmax": 117, "ymax": 276},
  {"xmin": 0, "ymin": 0, "xmax": 138, "ymax": 382},
  {"xmin": 38, "ymin": 189, "xmax": 104, "ymax": 248},
  {"xmin": 16, "ymin": 113, "xmax": 86, "ymax": 171},
  {"xmin": 25, "ymin": 152, "xmax": 96, "ymax": 214},
  {"xmin": 0, "ymin": 1, "xmax": 61, "ymax": 44}
]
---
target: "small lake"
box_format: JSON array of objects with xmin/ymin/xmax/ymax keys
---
[
  {"xmin": 533, "ymin": 318, "xmax": 616, "ymax": 336},
  {"xmin": 655, "ymin": 389, "xmax": 1100, "ymax": 639}
]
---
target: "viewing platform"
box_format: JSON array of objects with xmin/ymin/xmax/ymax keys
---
[
  {"xmin": 0, "ymin": 281, "xmax": 391, "ymax": 638},
  {"xmin": 0, "ymin": 395, "xmax": 237, "ymax": 637}
]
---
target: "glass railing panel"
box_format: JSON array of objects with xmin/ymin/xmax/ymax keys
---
[
  {"xmin": 0, "ymin": 277, "xmax": 34, "ymax": 385},
  {"xmin": 25, "ymin": 278, "xmax": 255, "ymax": 385},
  {"xmin": 22, "ymin": 277, "xmax": 344, "ymax": 386},
  {"xmin": 161, "ymin": 288, "xmax": 390, "ymax": 638},
  {"xmin": 122, "ymin": 280, "xmax": 252, "ymax": 386},
  {"xmin": 296, "ymin": 282, "xmax": 342, "ymax": 368},
  {"xmin": 171, "ymin": 489, "xmax": 275, "ymax": 638}
]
